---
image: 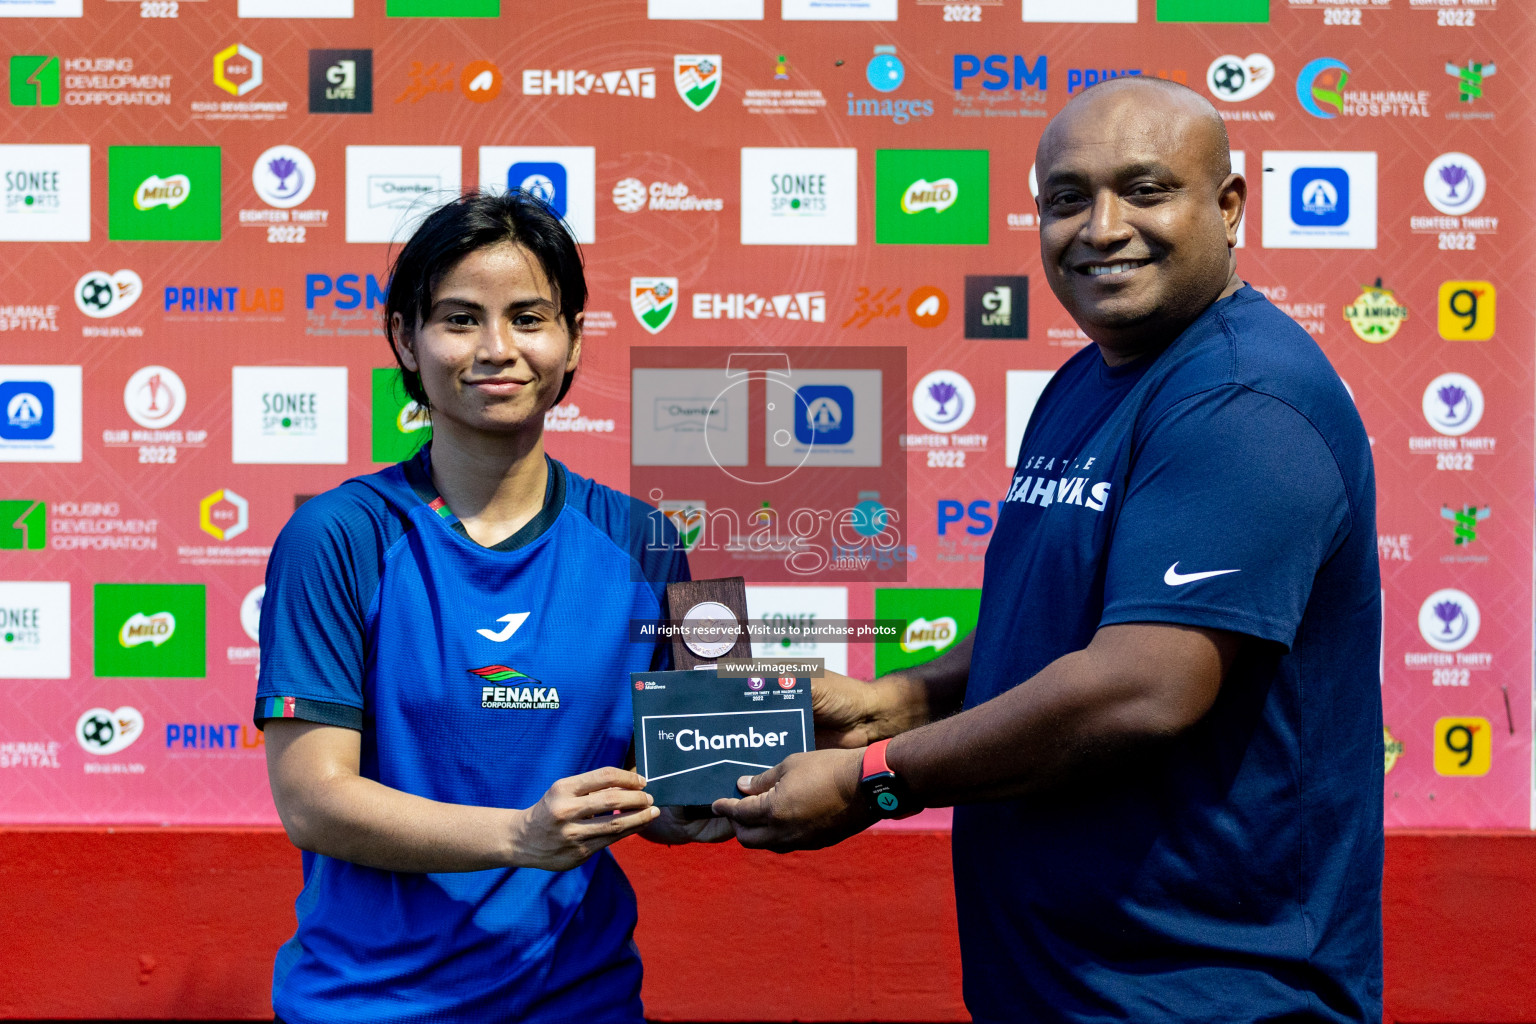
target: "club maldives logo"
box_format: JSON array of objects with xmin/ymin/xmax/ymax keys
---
[
  {"xmin": 659, "ymin": 500, "xmax": 706, "ymax": 552},
  {"xmin": 1424, "ymin": 152, "xmax": 1485, "ymax": 216},
  {"xmin": 472, "ymin": 664, "xmax": 560, "ymax": 709},
  {"xmin": 1421, "ymin": 372, "xmax": 1484, "ymax": 437},
  {"xmin": 124, "ymin": 365, "xmax": 185, "ymax": 428},
  {"xmin": 1342, "ymin": 279, "xmax": 1408, "ymax": 343},
  {"xmin": 1441, "ymin": 505, "xmax": 1490, "ymax": 546},
  {"xmin": 119, "ymin": 611, "xmax": 174, "ymax": 648},
  {"xmin": 1206, "ymin": 53, "xmax": 1272, "ymax": 102},
  {"xmin": 1296, "ymin": 58, "xmax": 1348, "ymax": 118},
  {"xmin": 252, "ymin": 146, "xmax": 315, "ymax": 209},
  {"xmin": 1417, "ymin": 588, "xmax": 1479, "ymax": 652},
  {"xmin": 913, "ymin": 370, "xmax": 975, "ymax": 433},
  {"xmin": 1446, "ymin": 60, "xmax": 1494, "ymax": 103},
  {"xmin": 674, "ymin": 55, "xmax": 721, "ymax": 111},
  {"xmin": 631, "ymin": 277, "xmax": 678, "ymax": 334}
]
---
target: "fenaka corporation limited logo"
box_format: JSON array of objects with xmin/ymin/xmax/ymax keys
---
[
  {"xmin": 471, "ymin": 665, "xmax": 560, "ymax": 709},
  {"xmin": 631, "ymin": 277, "xmax": 678, "ymax": 334},
  {"xmin": 1342, "ymin": 279, "xmax": 1408, "ymax": 343},
  {"xmin": 674, "ymin": 55, "xmax": 721, "ymax": 111},
  {"xmin": 309, "ymin": 49, "xmax": 372, "ymax": 114}
]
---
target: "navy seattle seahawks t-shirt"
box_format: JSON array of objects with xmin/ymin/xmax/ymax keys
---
[
  {"xmin": 254, "ymin": 449, "xmax": 687, "ymax": 1024},
  {"xmin": 955, "ymin": 286, "xmax": 1383, "ymax": 1023}
]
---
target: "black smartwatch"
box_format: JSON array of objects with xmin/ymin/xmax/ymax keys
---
[{"xmin": 859, "ymin": 739, "xmax": 919, "ymax": 819}]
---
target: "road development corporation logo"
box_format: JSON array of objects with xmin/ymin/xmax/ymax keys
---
[
  {"xmin": 913, "ymin": 370, "xmax": 975, "ymax": 433},
  {"xmin": 1424, "ymin": 153, "xmax": 1485, "ymax": 216},
  {"xmin": 1206, "ymin": 53, "xmax": 1272, "ymax": 102},
  {"xmin": 675, "ymin": 55, "xmax": 721, "ymax": 111},
  {"xmin": 631, "ymin": 278, "xmax": 679, "ymax": 334},
  {"xmin": 199, "ymin": 488, "xmax": 249, "ymax": 541},
  {"xmin": 252, "ymin": 146, "xmax": 315, "ymax": 209},
  {"xmin": 0, "ymin": 144, "xmax": 90, "ymax": 242},
  {"xmin": 1421, "ymin": 372, "xmax": 1483, "ymax": 437},
  {"xmin": 75, "ymin": 269, "xmax": 141, "ymax": 319},
  {"xmin": 76, "ymin": 706, "xmax": 143, "ymax": 755},
  {"xmin": 124, "ymin": 365, "xmax": 185, "ymax": 428},
  {"xmin": 471, "ymin": 665, "xmax": 560, "ymax": 709},
  {"xmin": 1343, "ymin": 279, "xmax": 1408, "ymax": 343},
  {"xmin": 213, "ymin": 44, "xmax": 263, "ymax": 97},
  {"xmin": 1418, "ymin": 588, "xmax": 1479, "ymax": 653}
]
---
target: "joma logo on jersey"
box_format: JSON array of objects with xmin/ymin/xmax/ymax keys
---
[{"xmin": 470, "ymin": 665, "xmax": 560, "ymax": 709}]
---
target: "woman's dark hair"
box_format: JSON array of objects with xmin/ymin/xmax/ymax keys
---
[{"xmin": 383, "ymin": 188, "xmax": 588, "ymax": 409}]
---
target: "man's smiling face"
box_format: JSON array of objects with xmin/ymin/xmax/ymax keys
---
[{"xmin": 1035, "ymin": 80, "xmax": 1243, "ymax": 360}]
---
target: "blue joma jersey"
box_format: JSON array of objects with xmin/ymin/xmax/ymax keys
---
[{"xmin": 254, "ymin": 450, "xmax": 687, "ymax": 1024}]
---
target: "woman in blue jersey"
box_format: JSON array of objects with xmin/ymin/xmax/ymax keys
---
[{"xmin": 255, "ymin": 189, "xmax": 726, "ymax": 1024}]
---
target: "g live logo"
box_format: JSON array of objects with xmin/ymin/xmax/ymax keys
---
[{"xmin": 1433, "ymin": 716, "xmax": 1491, "ymax": 776}]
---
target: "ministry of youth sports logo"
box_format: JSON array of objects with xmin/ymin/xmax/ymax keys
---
[
  {"xmin": 674, "ymin": 55, "xmax": 720, "ymax": 111},
  {"xmin": 1418, "ymin": 589, "xmax": 1480, "ymax": 653},
  {"xmin": 1421, "ymin": 372, "xmax": 1484, "ymax": 436}
]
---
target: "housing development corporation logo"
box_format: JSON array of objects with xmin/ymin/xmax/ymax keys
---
[
  {"xmin": 674, "ymin": 55, "xmax": 721, "ymax": 111},
  {"xmin": 9, "ymin": 55, "xmax": 60, "ymax": 106},
  {"xmin": 0, "ymin": 500, "xmax": 46, "ymax": 550}
]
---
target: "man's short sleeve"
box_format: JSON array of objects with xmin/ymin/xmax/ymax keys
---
[
  {"xmin": 1100, "ymin": 386, "xmax": 1351, "ymax": 649},
  {"xmin": 253, "ymin": 488, "xmax": 389, "ymax": 730}
]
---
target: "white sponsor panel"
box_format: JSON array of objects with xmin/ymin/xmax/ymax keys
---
[
  {"xmin": 345, "ymin": 146, "xmax": 461, "ymax": 244},
  {"xmin": 239, "ymin": 0, "xmax": 353, "ymax": 14},
  {"xmin": 0, "ymin": 581, "xmax": 70, "ymax": 679},
  {"xmin": 746, "ymin": 585, "xmax": 850, "ymax": 674},
  {"xmin": 0, "ymin": 0, "xmax": 80, "ymax": 15},
  {"xmin": 631, "ymin": 368, "xmax": 749, "ymax": 467},
  {"xmin": 649, "ymin": 0, "xmax": 762, "ymax": 15},
  {"xmin": 741, "ymin": 147, "xmax": 858, "ymax": 246},
  {"xmin": 782, "ymin": 0, "xmax": 896, "ymax": 19},
  {"xmin": 0, "ymin": 364, "xmax": 82, "ymax": 463},
  {"xmin": 764, "ymin": 369, "xmax": 882, "ymax": 467},
  {"xmin": 1260, "ymin": 150, "xmax": 1377, "ymax": 250},
  {"xmin": 1004, "ymin": 370, "xmax": 1054, "ymax": 468},
  {"xmin": 231, "ymin": 365, "xmax": 348, "ymax": 464},
  {"xmin": 1023, "ymin": 0, "xmax": 1135, "ymax": 21},
  {"xmin": 477, "ymin": 146, "xmax": 596, "ymax": 244},
  {"xmin": 0, "ymin": 145, "xmax": 90, "ymax": 242}
]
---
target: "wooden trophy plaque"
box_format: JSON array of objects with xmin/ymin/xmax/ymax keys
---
[{"xmin": 664, "ymin": 577, "xmax": 753, "ymax": 670}]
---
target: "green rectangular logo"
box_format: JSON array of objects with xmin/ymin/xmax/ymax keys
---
[
  {"xmin": 108, "ymin": 146, "xmax": 222, "ymax": 241},
  {"xmin": 94, "ymin": 583, "xmax": 207, "ymax": 678},
  {"xmin": 873, "ymin": 588, "xmax": 982, "ymax": 677},
  {"xmin": 1156, "ymin": 0, "xmax": 1268, "ymax": 22},
  {"xmin": 372, "ymin": 368, "xmax": 431, "ymax": 462},
  {"xmin": 875, "ymin": 149, "xmax": 989, "ymax": 245},
  {"xmin": 0, "ymin": 500, "xmax": 46, "ymax": 549},
  {"xmin": 387, "ymin": 0, "xmax": 499, "ymax": 14},
  {"xmin": 9, "ymin": 55, "xmax": 60, "ymax": 106}
]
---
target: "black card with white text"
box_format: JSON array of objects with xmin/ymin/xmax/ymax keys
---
[{"xmin": 631, "ymin": 668, "xmax": 814, "ymax": 806}]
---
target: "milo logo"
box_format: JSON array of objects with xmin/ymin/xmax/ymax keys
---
[
  {"xmin": 901, "ymin": 178, "xmax": 957, "ymax": 215},
  {"xmin": 901, "ymin": 615, "xmax": 956, "ymax": 654}
]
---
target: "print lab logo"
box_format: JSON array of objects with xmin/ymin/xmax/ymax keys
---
[
  {"xmin": 75, "ymin": 269, "xmax": 141, "ymax": 319},
  {"xmin": 76, "ymin": 706, "xmax": 143, "ymax": 755},
  {"xmin": 123, "ymin": 365, "xmax": 186, "ymax": 429},
  {"xmin": 1206, "ymin": 53, "xmax": 1272, "ymax": 102},
  {"xmin": 472, "ymin": 665, "xmax": 560, "ymax": 709},
  {"xmin": 674, "ymin": 55, "xmax": 721, "ymax": 111},
  {"xmin": 1421, "ymin": 372, "xmax": 1484, "ymax": 437},
  {"xmin": 1423, "ymin": 152, "xmax": 1485, "ymax": 216},
  {"xmin": 308, "ymin": 50, "xmax": 372, "ymax": 114},
  {"xmin": 1417, "ymin": 588, "xmax": 1479, "ymax": 653},
  {"xmin": 912, "ymin": 371, "xmax": 975, "ymax": 434},
  {"xmin": 631, "ymin": 277, "xmax": 678, "ymax": 334}
]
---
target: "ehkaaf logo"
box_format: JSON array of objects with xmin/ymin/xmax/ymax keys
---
[
  {"xmin": 472, "ymin": 665, "xmax": 560, "ymax": 709},
  {"xmin": 309, "ymin": 49, "xmax": 372, "ymax": 113},
  {"xmin": 199, "ymin": 488, "xmax": 249, "ymax": 541},
  {"xmin": 523, "ymin": 65, "xmax": 656, "ymax": 98}
]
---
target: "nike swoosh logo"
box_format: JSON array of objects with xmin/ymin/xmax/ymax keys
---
[
  {"xmin": 1164, "ymin": 563, "xmax": 1241, "ymax": 586},
  {"xmin": 477, "ymin": 612, "xmax": 530, "ymax": 642}
]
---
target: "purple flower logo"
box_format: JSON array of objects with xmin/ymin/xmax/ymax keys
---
[
  {"xmin": 1437, "ymin": 163, "xmax": 1469, "ymax": 202},
  {"xmin": 266, "ymin": 156, "xmax": 302, "ymax": 199},
  {"xmin": 1418, "ymin": 588, "xmax": 1479, "ymax": 652},
  {"xmin": 1433, "ymin": 600, "xmax": 1464, "ymax": 637},
  {"xmin": 1438, "ymin": 384, "xmax": 1467, "ymax": 420},
  {"xmin": 925, "ymin": 379, "xmax": 964, "ymax": 425}
]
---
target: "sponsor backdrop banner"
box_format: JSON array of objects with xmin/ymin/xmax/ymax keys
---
[{"xmin": 0, "ymin": 0, "xmax": 1529, "ymax": 827}]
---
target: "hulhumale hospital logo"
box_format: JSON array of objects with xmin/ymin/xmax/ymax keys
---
[
  {"xmin": 1418, "ymin": 588, "xmax": 1480, "ymax": 653},
  {"xmin": 1421, "ymin": 372, "xmax": 1484, "ymax": 437},
  {"xmin": 1296, "ymin": 58, "xmax": 1348, "ymax": 119}
]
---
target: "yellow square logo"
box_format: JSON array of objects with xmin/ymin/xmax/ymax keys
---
[
  {"xmin": 1433, "ymin": 716, "xmax": 1492, "ymax": 776},
  {"xmin": 1438, "ymin": 281, "xmax": 1496, "ymax": 340}
]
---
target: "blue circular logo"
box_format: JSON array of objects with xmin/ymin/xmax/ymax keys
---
[
  {"xmin": 867, "ymin": 52, "xmax": 904, "ymax": 93},
  {"xmin": 877, "ymin": 792, "xmax": 899, "ymax": 811}
]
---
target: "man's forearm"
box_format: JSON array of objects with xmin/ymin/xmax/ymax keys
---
[{"xmin": 869, "ymin": 632, "xmax": 972, "ymax": 738}]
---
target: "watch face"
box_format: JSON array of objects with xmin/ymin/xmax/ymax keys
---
[
  {"xmin": 681, "ymin": 599, "xmax": 738, "ymax": 659},
  {"xmin": 876, "ymin": 791, "xmax": 900, "ymax": 812}
]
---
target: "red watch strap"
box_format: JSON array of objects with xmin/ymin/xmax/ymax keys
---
[{"xmin": 862, "ymin": 738, "xmax": 894, "ymax": 779}]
